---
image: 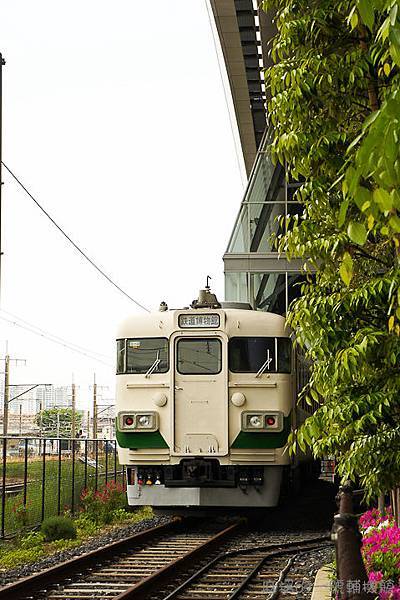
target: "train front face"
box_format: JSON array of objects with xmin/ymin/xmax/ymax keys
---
[{"xmin": 116, "ymin": 302, "xmax": 293, "ymax": 508}]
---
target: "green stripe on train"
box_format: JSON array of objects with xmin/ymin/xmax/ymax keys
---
[
  {"xmin": 116, "ymin": 430, "xmax": 169, "ymax": 449},
  {"xmin": 231, "ymin": 416, "xmax": 291, "ymax": 449}
]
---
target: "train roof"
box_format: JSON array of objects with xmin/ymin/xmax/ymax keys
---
[{"xmin": 116, "ymin": 307, "xmax": 288, "ymax": 339}]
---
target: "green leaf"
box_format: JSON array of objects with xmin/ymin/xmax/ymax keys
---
[
  {"xmin": 389, "ymin": 214, "xmax": 400, "ymax": 233},
  {"xmin": 357, "ymin": 0, "xmax": 374, "ymax": 31},
  {"xmin": 338, "ymin": 198, "xmax": 350, "ymax": 227},
  {"xmin": 350, "ymin": 10, "xmax": 359, "ymax": 30},
  {"xmin": 348, "ymin": 221, "xmax": 367, "ymax": 245},
  {"xmin": 373, "ymin": 188, "xmax": 394, "ymax": 211},
  {"xmin": 339, "ymin": 252, "xmax": 354, "ymax": 286},
  {"xmin": 354, "ymin": 186, "xmax": 371, "ymax": 211}
]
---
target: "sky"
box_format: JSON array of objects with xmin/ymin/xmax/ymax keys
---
[{"xmin": 0, "ymin": 0, "xmax": 245, "ymax": 410}]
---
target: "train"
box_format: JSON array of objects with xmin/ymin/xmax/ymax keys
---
[{"xmin": 115, "ymin": 286, "xmax": 316, "ymax": 508}]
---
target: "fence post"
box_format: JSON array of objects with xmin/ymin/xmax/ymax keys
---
[
  {"xmin": 23, "ymin": 438, "xmax": 28, "ymax": 507},
  {"xmin": 113, "ymin": 441, "xmax": 117, "ymax": 483},
  {"xmin": 41, "ymin": 439, "xmax": 46, "ymax": 522},
  {"xmin": 95, "ymin": 440, "xmax": 99, "ymax": 492},
  {"xmin": 1, "ymin": 438, "xmax": 7, "ymax": 538},
  {"xmin": 105, "ymin": 440, "xmax": 108, "ymax": 484},
  {"xmin": 84, "ymin": 439, "xmax": 88, "ymax": 490},
  {"xmin": 71, "ymin": 439, "xmax": 75, "ymax": 514},
  {"xmin": 332, "ymin": 482, "xmax": 374, "ymax": 599},
  {"xmin": 57, "ymin": 439, "xmax": 62, "ymax": 515}
]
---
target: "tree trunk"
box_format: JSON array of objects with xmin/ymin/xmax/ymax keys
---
[
  {"xmin": 390, "ymin": 488, "xmax": 400, "ymax": 525},
  {"xmin": 378, "ymin": 493, "xmax": 385, "ymax": 515}
]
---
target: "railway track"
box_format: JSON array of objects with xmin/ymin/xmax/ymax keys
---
[
  {"xmin": 0, "ymin": 518, "xmax": 241, "ymax": 600},
  {"xmin": 157, "ymin": 536, "xmax": 332, "ymax": 600}
]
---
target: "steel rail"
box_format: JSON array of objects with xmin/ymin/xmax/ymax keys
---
[
  {"xmin": 0, "ymin": 517, "xmax": 182, "ymax": 599},
  {"xmin": 113, "ymin": 520, "xmax": 242, "ymax": 600},
  {"xmin": 163, "ymin": 534, "xmax": 332, "ymax": 600}
]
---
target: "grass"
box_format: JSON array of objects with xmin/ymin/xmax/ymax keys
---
[
  {"xmin": 1, "ymin": 454, "xmax": 124, "ymax": 536},
  {"xmin": 0, "ymin": 506, "xmax": 154, "ymax": 570}
]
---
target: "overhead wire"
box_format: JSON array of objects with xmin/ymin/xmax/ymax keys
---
[
  {"xmin": 0, "ymin": 308, "xmax": 112, "ymax": 360},
  {"xmin": 2, "ymin": 162, "xmax": 150, "ymax": 313},
  {"xmin": 0, "ymin": 314, "xmax": 114, "ymax": 367}
]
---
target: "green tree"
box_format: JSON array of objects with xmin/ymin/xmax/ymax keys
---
[
  {"xmin": 36, "ymin": 408, "xmax": 82, "ymax": 437},
  {"xmin": 262, "ymin": 0, "xmax": 400, "ymax": 503}
]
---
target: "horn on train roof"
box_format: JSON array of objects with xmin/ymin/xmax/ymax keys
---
[{"xmin": 191, "ymin": 276, "xmax": 221, "ymax": 309}]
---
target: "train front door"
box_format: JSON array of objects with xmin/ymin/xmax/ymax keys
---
[{"xmin": 172, "ymin": 333, "xmax": 228, "ymax": 457}]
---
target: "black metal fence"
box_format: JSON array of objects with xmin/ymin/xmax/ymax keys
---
[{"xmin": 0, "ymin": 437, "xmax": 123, "ymax": 539}]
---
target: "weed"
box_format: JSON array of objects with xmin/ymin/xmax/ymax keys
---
[{"xmin": 40, "ymin": 516, "xmax": 77, "ymax": 541}]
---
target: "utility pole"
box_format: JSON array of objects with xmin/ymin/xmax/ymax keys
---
[
  {"xmin": 0, "ymin": 53, "xmax": 5, "ymax": 307},
  {"xmin": 1, "ymin": 351, "xmax": 26, "ymax": 435},
  {"xmin": 90, "ymin": 374, "xmax": 108, "ymax": 440},
  {"xmin": 19, "ymin": 404, "xmax": 22, "ymax": 435},
  {"xmin": 71, "ymin": 376, "xmax": 76, "ymax": 438}
]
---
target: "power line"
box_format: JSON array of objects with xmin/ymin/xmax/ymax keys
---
[
  {"xmin": 2, "ymin": 162, "xmax": 150, "ymax": 313},
  {"xmin": 0, "ymin": 308, "xmax": 112, "ymax": 360},
  {"xmin": 0, "ymin": 315, "xmax": 114, "ymax": 367}
]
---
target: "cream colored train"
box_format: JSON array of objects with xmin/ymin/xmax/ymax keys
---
[{"xmin": 116, "ymin": 288, "xmax": 315, "ymax": 508}]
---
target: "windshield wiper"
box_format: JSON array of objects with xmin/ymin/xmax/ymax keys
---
[
  {"xmin": 145, "ymin": 351, "xmax": 161, "ymax": 378},
  {"xmin": 255, "ymin": 350, "xmax": 273, "ymax": 378}
]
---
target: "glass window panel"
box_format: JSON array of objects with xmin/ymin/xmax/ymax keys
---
[
  {"xmin": 229, "ymin": 337, "xmax": 292, "ymax": 373},
  {"xmin": 245, "ymin": 152, "xmax": 276, "ymax": 204},
  {"xmin": 254, "ymin": 203, "xmax": 285, "ymax": 252},
  {"xmin": 228, "ymin": 205, "xmax": 249, "ymax": 252},
  {"xmin": 277, "ymin": 338, "xmax": 292, "ymax": 373},
  {"xmin": 177, "ymin": 338, "xmax": 222, "ymax": 375},
  {"xmin": 225, "ymin": 272, "xmax": 249, "ymax": 303},
  {"xmin": 229, "ymin": 337, "xmax": 276, "ymax": 373},
  {"xmin": 116, "ymin": 340, "xmax": 126, "ymax": 374},
  {"xmin": 251, "ymin": 272, "xmax": 286, "ymax": 315},
  {"xmin": 126, "ymin": 338, "xmax": 169, "ymax": 374}
]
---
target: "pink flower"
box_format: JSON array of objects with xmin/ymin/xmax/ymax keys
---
[{"xmin": 369, "ymin": 571, "xmax": 384, "ymax": 582}]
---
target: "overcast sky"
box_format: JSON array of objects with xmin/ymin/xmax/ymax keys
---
[{"xmin": 0, "ymin": 0, "xmax": 245, "ymax": 409}]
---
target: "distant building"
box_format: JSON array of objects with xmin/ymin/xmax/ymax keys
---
[{"xmin": 36, "ymin": 385, "xmax": 71, "ymax": 409}]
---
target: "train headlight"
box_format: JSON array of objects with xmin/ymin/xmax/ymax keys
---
[
  {"xmin": 241, "ymin": 411, "xmax": 283, "ymax": 432},
  {"xmin": 117, "ymin": 411, "xmax": 158, "ymax": 432},
  {"xmin": 249, "ymin": 415, "xmax": 263, "ymax": 428},
  {"xmin": 137, "ymin": 415, "xmax": 152, "ymax": 428}
]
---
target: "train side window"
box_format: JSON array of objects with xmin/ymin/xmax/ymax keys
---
[
  {"xmin": 124, "ymin": 338, "xmax": 169, "ymax": 374},
  {"xmin": 229, "ymin": 337, "xmax": 292, "ymax": 374},
  {"xmin": 176, "ymin": 338, "xmax": 222, "ymax": 375},
  {"xmin": 277, "ymin": 338, "xmax": 291, "ymax": 373},
  {"xmin": 116, "ymin": 339, "xmax": 126, "ymax": 374}
]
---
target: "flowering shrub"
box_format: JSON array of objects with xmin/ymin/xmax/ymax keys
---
[
  {"xmin": 11, "ymin": 499, "xmax": 30, "ymax": 527},
  {"xmin": 360, "ymin": 508, "xmax": 394, "ymax": 533},
  {"xmin": 80, "ymin": 481, "xmax": 127, "ymax": 525},
  {"xmin": 360, "ymin": 508, "xmax": 400, "ymax": 598}
]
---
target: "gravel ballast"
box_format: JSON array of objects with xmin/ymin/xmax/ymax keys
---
[{"xmin": 0, "ymin": 514, "xmax": 172, "ymax": 586}]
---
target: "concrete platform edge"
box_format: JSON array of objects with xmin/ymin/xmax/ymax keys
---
[{"xmin": 311, "ymin": 566, "xmax": 332, "ymax": 600}]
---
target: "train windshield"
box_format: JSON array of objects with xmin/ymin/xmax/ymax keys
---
[
  {"xmin": 229, "ymin": 337, "xmax": 291, "ymax": 373},
  {"xmin": 177, "ymin": 338, "xmax": 222, "ymax": 375},
  {"xmin": 116, "ymin": 338, "xmax": 169, "ymax": 374}
]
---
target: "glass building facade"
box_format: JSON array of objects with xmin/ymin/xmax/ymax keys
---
[{"xmin": 224, "ymin": 129, "xmax": 306, "ymax": 315}]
